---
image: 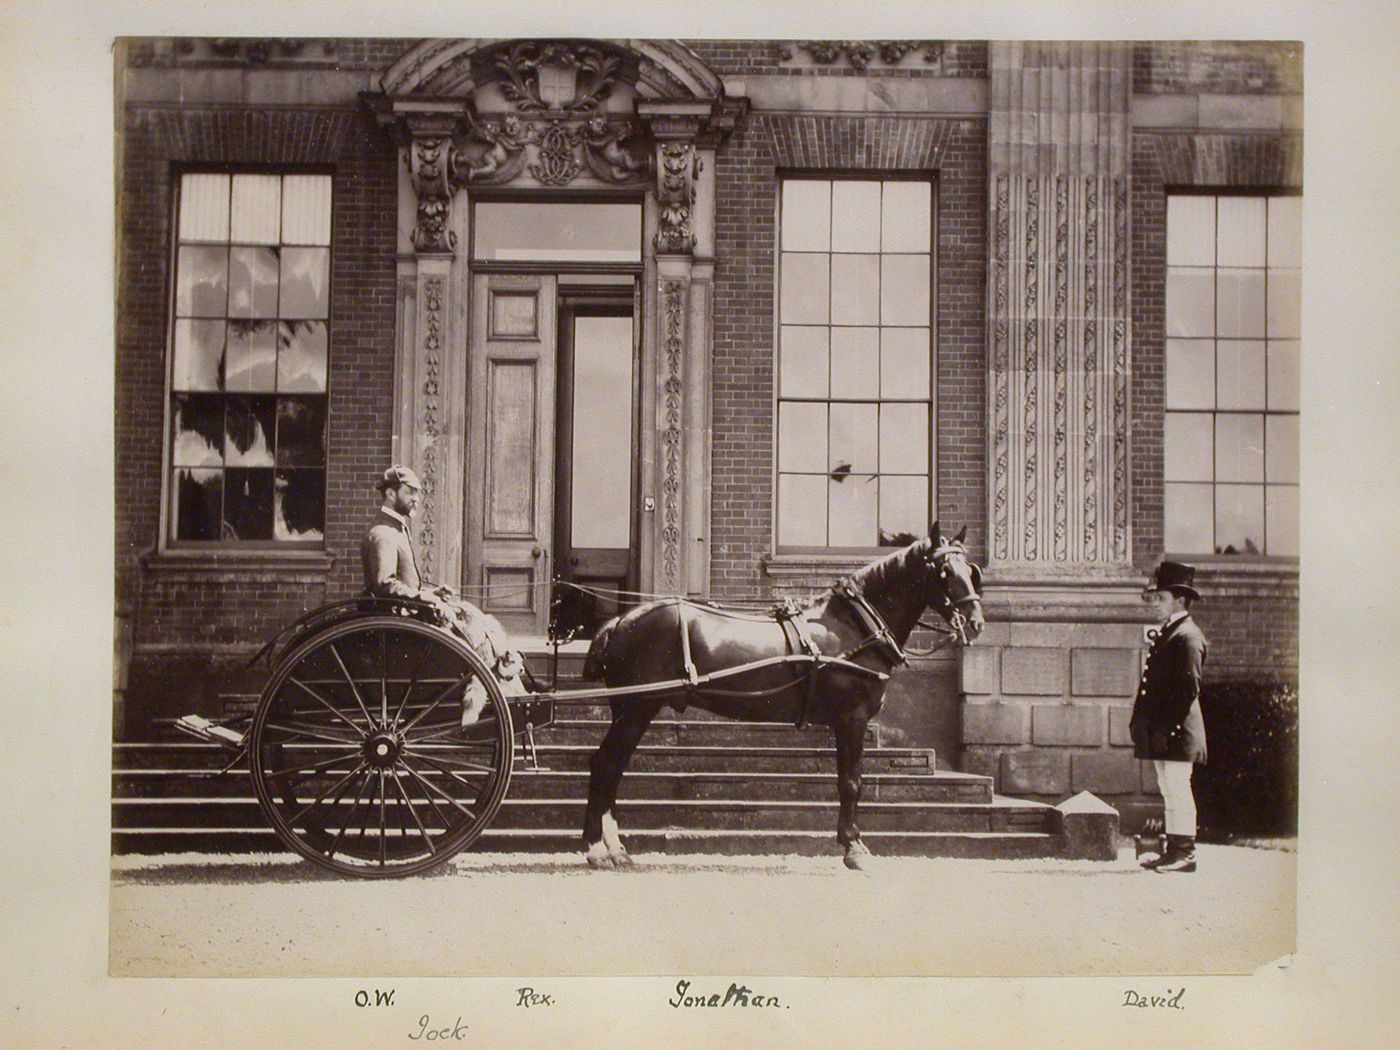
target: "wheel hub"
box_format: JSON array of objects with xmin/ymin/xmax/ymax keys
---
[{"xmin": 363, "ymin": 731, "xmax": 403, "ymax": 769}]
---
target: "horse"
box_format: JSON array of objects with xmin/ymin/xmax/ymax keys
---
[{"xmin": 578, "ymin": 522, "xmax": 985, "ymax": 870}]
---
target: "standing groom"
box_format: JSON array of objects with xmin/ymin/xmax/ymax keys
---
[{"xmin": 1130, "ymin": 561, "xmax": 1209, "ymax": 873}]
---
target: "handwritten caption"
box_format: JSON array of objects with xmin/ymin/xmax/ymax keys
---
[
  {"xmin": 669, "ymin": 979, "xmax": 787, "ymax": 1009},
  {"xmin": 1122, "ymin": 987, "xmax": 1186, "ymax": 1010}
]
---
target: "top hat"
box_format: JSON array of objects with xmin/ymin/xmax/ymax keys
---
[
  {"xmin": 377, "ymin": 464, "xmax": 423, "ymax": 493},
  {"xmin": 1144, "ymin": 560, "xmax": 1201, "ymax": 601}
]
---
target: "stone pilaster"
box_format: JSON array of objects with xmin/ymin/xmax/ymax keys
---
[
  {"xmin": 640, "ymin": 105, "xmax": 713, "ymax": 596},
  {"xmin": 392, "ymin": 115, "xmax": 471, "ymax": 587},
  {"xmin": 987, "ymin": 42, "xmax": 1134, "ymax": 569}
]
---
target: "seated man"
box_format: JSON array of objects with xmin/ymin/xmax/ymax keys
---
[{"xmin": 362, "ymin": 465, "xmax": 527, "ymax": 725}]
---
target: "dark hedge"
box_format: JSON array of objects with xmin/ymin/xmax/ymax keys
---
[{"xmin": 1195, "ymin": 680, "xmax": 1299, "ymax": 840}]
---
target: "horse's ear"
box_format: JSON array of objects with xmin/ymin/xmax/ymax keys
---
[
  {"xmin": 928, "ymin": 520, "xmax": 941, "ymax": 542},
  {"xmin": 954, "ymin": 525, "xmax": 967, "ymax": 544}
]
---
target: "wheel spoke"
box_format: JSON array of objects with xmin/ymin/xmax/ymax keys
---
[
  {"xmin": 408, "ymin": 714, "xmax": 502, "ymax": 745},
  {"xmin": 400, "ymin": 674, "xmax": 472, "ymax": 734},
  {"xmin": 404, "ymin": 746, "xmax": 497, "ymax": 789},
  {"xmin": 398, "ymin": 755, "xmax": 479, "ymax": 822},
  {"xmin": 377, "ymin": 771, "xmax": 388, "ymax": 867},
  {"xmin": 402, "ymin": 747, "xmax": 500, "ymax": 775},
  {"xmin": 262, "ymin": 750, "xmax": 359, "ymax": 782},
  {"xmin": 379, "ymin": 631, "xmax": 389, "ymax": 723},
  {"xmin": 391, "ymin": 638, "xmax": 434, "ymax": 727},
  {"xmin": 263, "ymin": 720, "xmax": 364, "ymax": 747},
  {"xmin": 328, "ymin": 642, "xmax": 377, "ymax": 727},
  {"xmin": 288, "ymin": 676, "xmax": 369, "ymax": 739},
  {"xmin": 286, "ymin": 762, "xmax": 366, "ymax": 829},
  {"xmin": 389, "ymin": 768, "xmax": 438, "ymax": 852},
  {"xmin": 325, "ymin": 768, "xmax": 375, "ymax": 858}
]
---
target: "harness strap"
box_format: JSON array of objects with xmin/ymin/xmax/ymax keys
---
[
  {"xmin": 775, "ymin": 598, "xmax": 824, "ymax": 729},
  {"xmin": 834, "ymin": 579, "xmax": 907, "ymax": 667},
  {"xmin": 676, "ymin": 600, "xmax": 700, "ymax": 686}
]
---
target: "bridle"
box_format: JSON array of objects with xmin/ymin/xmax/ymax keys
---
[{"xmin": 907, "ymin": 543, "xmax": 983, "ymax": 656}]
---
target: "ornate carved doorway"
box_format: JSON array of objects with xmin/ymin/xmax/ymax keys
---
[{"xmin": 369, "ymin": 39, "xmax": 746, "ymax": 612}]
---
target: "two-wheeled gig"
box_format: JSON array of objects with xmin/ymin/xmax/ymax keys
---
[{"xmin": 178, "ymin": 522, "xmax": 983, "ymax": 876}]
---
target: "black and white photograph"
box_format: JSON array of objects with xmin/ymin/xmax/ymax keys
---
[{"xmin": 2, "ymin": 1, "xmax": 1398, "ymax": 1047}]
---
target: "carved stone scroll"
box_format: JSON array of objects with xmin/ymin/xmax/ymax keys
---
[
  {"xmin": 654, "ymin": 141, "xmax": 698, "ymax": 254},
  {"xmin": 406, "ymin": 136, "xmax": 457, "ymax": 254}
]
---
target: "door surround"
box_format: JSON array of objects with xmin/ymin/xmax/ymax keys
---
[{"xmin": 369, "ymin": 39, "xmax": 747, "ymax": 605}]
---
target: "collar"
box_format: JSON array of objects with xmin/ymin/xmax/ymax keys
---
[
  {"xmin": 1164, "ymin": 610, "xmax": 1189, "ymax": 630},
  {"xmin": 379, "ymin": 506, "xmax": 410, "ymax": 530}
]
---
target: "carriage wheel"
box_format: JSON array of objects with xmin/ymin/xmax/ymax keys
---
[{"xmin": 249, "ymin": 616, "xmax": 514, "ymax": 877}]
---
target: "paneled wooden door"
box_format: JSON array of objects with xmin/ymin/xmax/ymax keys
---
[{"xmin": 467, "ymin": 274, "xmax": 557, "ymax": 636}]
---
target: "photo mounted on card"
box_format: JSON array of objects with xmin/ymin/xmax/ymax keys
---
[{"xmin": 111, "ymin": 32, "xmax": 1299, "ymax": 978}]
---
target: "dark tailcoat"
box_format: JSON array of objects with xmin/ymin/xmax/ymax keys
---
[{"xmin": 1130, "ymin": 614, "xmax": 1208, "ymax": 764}]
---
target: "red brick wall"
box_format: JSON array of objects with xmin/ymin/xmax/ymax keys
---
[
  {"xmin": 708, "ymin": 114, "xmax": 987, "ymax": 599},
  {"xmin": 116, "ymin": 102, "xmax": 400, "ymax": 726}
]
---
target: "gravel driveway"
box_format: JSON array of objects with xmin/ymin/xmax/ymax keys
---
[{"xmin": 110, "ymin": 844, "xmax": 1295, "ymax": 978}]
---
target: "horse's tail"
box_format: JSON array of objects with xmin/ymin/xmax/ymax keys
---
[{"xmin": 582, "ymin": 616, "xmax": 620, "ymax": 681}]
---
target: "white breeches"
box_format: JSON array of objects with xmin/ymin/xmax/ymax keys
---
[{"xmin": 1152, "ymin": 759, "xmax": 1197, "ymax": 837}]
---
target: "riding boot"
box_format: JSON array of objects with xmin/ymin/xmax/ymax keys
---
[{"xmin": 1154, "ymin": 834, "xmax": 1197, "ymax": 873}]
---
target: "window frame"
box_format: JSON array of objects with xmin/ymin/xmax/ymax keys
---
[
  {"xmin": 159, "ymin": 163, "xmax": 336, "ymax": 552},
  {"xmin": 771, "ymin": 170, "xmax": 939, "ymax": 555},
  {"xmin": 1162, "ymin": 186, "xmax": 1301, "ymax": 563}
]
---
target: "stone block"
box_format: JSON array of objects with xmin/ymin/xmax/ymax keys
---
[
  {"xmin": 1071, "ymin": 750, "xmax": 1142, "ymax": 794},
  {"xmin": 1198, "ymin": 93, "xmax": 1284, "ymax": 130},
  {"xmin": 1054, "ymin": 791, "xmax": 1120, "ymax": 860},
  {"xmin": 1108, "ymin": 707, "xmax": 1136, "ymax": 747},
  {"xmin": 962, "ymin": 702, "xmax": 1027, "ymax": 746},
  {"xmin": 973, "ymin": 621, "xmax": 1011, "ymax": 646},
  {"xmin": 1001, "ymin": 648, "xmax": 1065, "ymax": 696},
  {"xmin": 1008, "ymin": 622, "xmax": 1073, "ymax": 647},
  {"xmin": 1032, "ymin": 704, "xmax": 1105, "ymax": 746},
  {"xmin": 1068, "ymin": 622, "xmax": 1145, "ymax": 647},
  {"xmin": 1001, "ymin": 750, "xmax": 1070, "ymax": 795},
  {"xmin": 1071, "ymin": 648, "xmax": 1140, "ymax": 697},
  {"xmin": 1141, "ymin": 760, "xmax": 1161, "ymax": 794},
  {"xmin": 960, "ymin": 646, "xmax": 999, "ymax": 695},
  {"xmin": 959, "ymin": 747, "xmax": 1000, "ymax": 781},
  {"xmin": 1131, "ymin": 92, "xmax": 1199, "ymax": 128}
]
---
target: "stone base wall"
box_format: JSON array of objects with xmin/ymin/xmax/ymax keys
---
[{"xmin": 959, "ymin": 621, "xmax": 1161, "ymax": 827}]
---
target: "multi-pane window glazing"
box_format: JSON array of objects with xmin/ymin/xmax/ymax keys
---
[
  {"xmin": 776, "ymin": 178, "xmax": 933, "ymax": 549},
  {"xmin": 1164, "ymin": 194, "xmax": 1300, "ymax": 556},
  {"xmin": 168, "ymin": 173, "xmax": 332, "ymax": 544}
]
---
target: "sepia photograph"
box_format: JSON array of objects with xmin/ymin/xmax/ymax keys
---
[{"xmin": 3, "ymin": 1, "xmax": 1398, "ymax": 1047}]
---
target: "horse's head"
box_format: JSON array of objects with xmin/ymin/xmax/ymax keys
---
[{"xmin": 919, "ymin": 521, "xmax": 985, "ymax": 643}]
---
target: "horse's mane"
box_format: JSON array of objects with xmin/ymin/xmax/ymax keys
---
[{"xmin": 845, "ymin": 537, "xmax": 931, "ymax": 597}]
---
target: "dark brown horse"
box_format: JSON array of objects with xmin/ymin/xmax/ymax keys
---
[{"xmin": 579, "ymin": 522, "xmax": 985, "ymax": 870}]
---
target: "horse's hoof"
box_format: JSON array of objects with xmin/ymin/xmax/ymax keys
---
[
  {"xmin": 843, "ymin": 842, "xmax": 873, "ymax": 871},
  {"xmin": 585, "ymin": 843, "xmax": 614, "ymax": 869},
  {"xmin": 610, "ymin": 850, "xmax": 635, "ymax": 868}
]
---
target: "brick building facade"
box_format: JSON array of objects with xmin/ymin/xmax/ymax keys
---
[{"xmin": 115, "ymin": 37, "xmax": 1301, "ymax": 826}]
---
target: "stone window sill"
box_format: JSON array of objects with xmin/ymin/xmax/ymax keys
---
[
  {"xmin": 762, "ymin": 553, "xmax": 874, "ymax": 579},
  {"xmin": 141, "ymin": 549, "xmax": 337, "ymax": 582}
]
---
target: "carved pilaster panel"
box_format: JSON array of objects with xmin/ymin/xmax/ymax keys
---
[
  {"xmin": 987, "ymin": 42, "xmax": 1133, "ymax": 568},
  {"xmin": 659, "ymin": 279, "xmax": 686, "ymax": 591},
  {"xmin": 989, "ymin": 173, "xmax": 1130, "ymax": 566},
  {"xmin": 415, "ymin": 275, "xmax": 446, "ymax": 578}
]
